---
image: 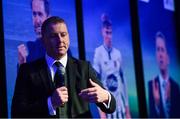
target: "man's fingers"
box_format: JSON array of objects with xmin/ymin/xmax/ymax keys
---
[
  {"xmin": 87, "ymin": 92, "xmax": 97, "ymax": 96},
  {"xmin": 18, "ymin": 44, "xmax": 28, "ymax": 57},
  {"xmin": 61, "ymin": 91, "xmax": 68, "ymax": 95},
  {"xmin": 80, "ymin": 87, "xmax": 96, "ymax": 93},
  {"xmin": 58, "ymin": 86, "xmax": 68, "ymax": 91},
  {"xmin": 18, "ymin": 44, "xmax": 25, "ymax": 49},
  {"xmin": 89, "ymin": 79, "xmax": 98, "ymax": 87},
  {"xmin": 79, "ymin": 92, "xmax": 98, "ymax": 103}
]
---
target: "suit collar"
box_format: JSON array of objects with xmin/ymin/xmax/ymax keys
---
[{"xmin": 45, "ymin": 53, "xmax": 68, "ymax": 68}]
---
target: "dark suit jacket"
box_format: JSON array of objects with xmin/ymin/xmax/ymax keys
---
[
  {"xmin": 148, "ymin": 76, "xmax": 180, "ymax": 118},
  {"xmin": 12, "ymin": 57, "xmax": 116, "ymax": 118}
]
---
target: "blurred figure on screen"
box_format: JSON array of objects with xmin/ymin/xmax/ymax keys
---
[
  {"xmin": 18, "ymin": 0, "xmax": 49, "ymax": 64},
  {"xmin": 93, "ymin": 13, "xmax": 131, "ymax": 119},
  {"xmin": 17, "ymin": 0, "xmax": 72, "ymax": 65},
  {"xmin": 148, "ymin": 31, "xmax": 180, "ymax": 118}
]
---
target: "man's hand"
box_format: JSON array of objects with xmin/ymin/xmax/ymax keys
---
[
  {"xmin": 79, "ymin": 79, "xmax": 109, "ymax": 103},
  {"xmin": 125, "ymin": 106, "xmax": 131, "ymax": 119},
  {"xmin": 18, "ymin": 44, "xmax": 28, "ymax": 65},
  {"xmin": 152, "ymin": 79, "xmax": 160, "ymax": 107},
  {"xmin": 51, "ymin": 86, "xmax": 68, "ymax": 109}
]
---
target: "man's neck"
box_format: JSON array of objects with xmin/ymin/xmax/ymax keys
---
[
  {"xmin": 160, "ymin": 69, "xmax": 168, "ymax": 80},
  {"xmin": 103, "ymin": 44, "xmax": 112, "ymax": 52}
]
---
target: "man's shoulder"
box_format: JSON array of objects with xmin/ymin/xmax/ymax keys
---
[
  {"xmin": 26, "ymin": 40, "xmax": 37, "ymax": 46},
  {"xmin": 26, "ymin": 39, "xmax": 42, "ymax": 48},
  {"xmin": 169, "ymin": 77, "xmax": 179, "ymax": 88},
  {"xmin": 20, "ymin": 57, "xmax": 46, "ymax": 70},
  {"xmin": 112, "ymin": 47, "xmax": 121, "ymax": 53},
  {"xmin": 148, "ymin": 76, "xmax": 159, "ymax": 84},
  {"xmin": 95, "ymin": 45, "xmax": 104, "ymax": 52},
  {"xmin": 68, "ymin": 57, "xmax": 89, "ymax": 66},
  {"xmin": 28, "ymin": 57, "xmax": 45, "ymax": 64}
]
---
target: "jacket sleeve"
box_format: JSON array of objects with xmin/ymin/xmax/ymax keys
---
[{"xmin": 87, "ymin": 62, "xmax": 116, "ymax": 113}]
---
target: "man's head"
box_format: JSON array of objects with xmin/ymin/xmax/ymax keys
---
[
  {"xmin": 41, "ymin": 16, "xmax": 70, "ymax": 59},
  {"xmin": 155, "ymin": 32, "xmax": 169, "ymax": 74},
  {"xmin": 101, "ymin": 13, "xmax": 112, "ymax": 49},
  {"xmin": 31, "ymin": 0, "xmax": 49, "ymax": 39}
]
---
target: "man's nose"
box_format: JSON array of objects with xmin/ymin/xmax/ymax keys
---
[
  {"xmin": 159, "ymin": 53, "xmax": 163, "ymax": 58},
  {"xmin": 57, "ymin": 34, "xmax": 63, "ymax": 42},
  {"xmin": 34, "ymin": 15, "xmax": 41, "ymax": 23}
]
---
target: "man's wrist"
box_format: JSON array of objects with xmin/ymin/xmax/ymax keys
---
[
  {"xmin": 102, "ymin": 91, "xmax": 111, "ymax": 109},
  {"xmin": 103, "ymin": 90, "xmax": 109, "ymax": 103}
]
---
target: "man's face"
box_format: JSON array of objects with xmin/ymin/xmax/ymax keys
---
[
  {"xmin": 156, "ymin": 37, "xmax": 169, "ymax": 72},
  {"xmin": 32, "ymin": 0, "xmax": 48, "ymax": 39},
  {"xmin": 102, "ymin": 27, "xmax": 112, "ymax": 48},
  {"xmin": 43, "ymin": 23, "xmax": 70, "ymax": 59}
]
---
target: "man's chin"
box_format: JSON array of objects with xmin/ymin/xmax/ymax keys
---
[{"xmin": 57, "ymin": 51, "xmax": 66, "ymax": 57}]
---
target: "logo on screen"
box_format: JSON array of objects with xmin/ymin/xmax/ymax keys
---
[{"xmin": 106, "ymin": 74, "xmax": 118, "ymax": 92}]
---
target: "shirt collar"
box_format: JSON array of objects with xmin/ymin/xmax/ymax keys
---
[
  {"xmin": 159, "ymin": 73, "xmax": 169, "ymax": 86},
  {"xmin": 103, "ymin": 43, "xmax": 112, "ymax": 53},
  {"xmin": 45, "ymin": 53, "xmax": 68, "ymax": 68}
]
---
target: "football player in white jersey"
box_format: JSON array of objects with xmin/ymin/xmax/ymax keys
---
[{"xmin": 93, "ymin": 13, "xmax": 131, "ymax": 119}]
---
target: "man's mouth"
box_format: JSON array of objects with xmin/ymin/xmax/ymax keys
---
[
  {"xmin": 159, "ymin": 60, "xmax": 164, "ymax": 65},
  {"xmin": 57, "ymin": 46, "xmax": 65, "ymax": 49},
  {"xmin": 35, "ymin": 27, "xmax": 41, "ymax": 32}
]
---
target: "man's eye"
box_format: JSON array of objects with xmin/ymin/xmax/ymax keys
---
[
  {"xmin": 33, "ymin": 12, "xmax": 37, "ymax": 16},
  {"xmin": 38, "ymin": 12, "xmax": 43, "ymax": 17},
  {"xmin": 50, "ymin": 34, "xmax": 58, "ymax": 38},
  {"xmin": 61, "ymin": 32, "xmax": 67, "ymax": 37}
]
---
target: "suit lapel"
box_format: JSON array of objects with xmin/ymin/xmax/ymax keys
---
[
  {"xmin": 66, "ymin": 57, "xmax": 76, "ymax": 96},
  {"xmin": 38, "ymin": 58, "xmax": 55, "ymax": 94},
  {"xmin": 66, "ymin": 57, "xmax": 78, "ymax": 117}
]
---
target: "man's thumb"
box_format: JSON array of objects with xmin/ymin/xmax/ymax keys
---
[{"xmin": 89, "ymin": 79, "xmax": 98, "ymax": 87}]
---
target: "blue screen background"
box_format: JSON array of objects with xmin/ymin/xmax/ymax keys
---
[
  {"xmin": 138, "ymin": 0, "xmax": 180, "ymax": 117},
  {"xmin": 3, "ymin": 0, "xmax": 78, "ymax": 117}
]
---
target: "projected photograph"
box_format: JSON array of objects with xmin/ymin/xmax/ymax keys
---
[
  {"xmin": 3, "ymin": 0, "xmax": 78, "ymax": 117},
  {"xmin": 83, "ymin": 0, "xmax": 139, "ymax": 118},
  {"xmin": 138, "ymin": 0, "xmax": 180, "ymax": 118}
]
